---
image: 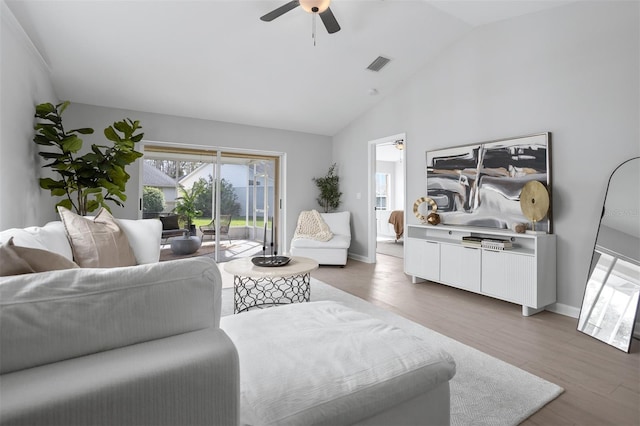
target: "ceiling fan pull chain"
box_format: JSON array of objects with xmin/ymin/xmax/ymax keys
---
[{"xmin": 312, "ymin": 12, "xmax": 316, "ymax": 46}]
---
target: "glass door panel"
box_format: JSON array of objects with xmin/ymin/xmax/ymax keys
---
[{"xmin": 143, "ymin": 145, "xmax": 280, "ymax": 263}]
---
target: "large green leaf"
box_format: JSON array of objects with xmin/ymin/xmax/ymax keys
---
[
  {"xmin": 37, "ymin": 125, "xmax": 62, "ymax": 142},
  {"xmin": 61, "ymin": 135, "xmax": 83, "ymax": 153},
  {"xmin": 35, "ymin": 103, "xmax": 56, "ymax": 116},
  {"xmin": 39, "ymin": 177, "xmax": 65, "ymax": 189},
  {"xmin": 83, "ymin": 187, "xmax": 103, "ymax": 194},
  {"xmin": 103, "ymin": 126, "xmax": 121, "ymax": 142},
  {"xmin": 55, "ymin": 199, "xmax": 73, "ymax": 211},
  {"xmin": 69, "ymin": 128, "xmax": 94, "ymax": 135},
  {"xmin": 38, "ymin": 152, "xmax": 65, "ymax": 159},
  {"xmin": 33, "ymin": 135, "xmax": 54, "ymax": 146},
  {"xmin": 57, "ymin": 101, "xmax": 71, "ymax": 115},
  {"xmin": 86, "ymin": 200, "xmax": 101, "ymax": 213},
  {"xmin": 113, "ymin": 120, "xmax": 130, "ymax": 134}
]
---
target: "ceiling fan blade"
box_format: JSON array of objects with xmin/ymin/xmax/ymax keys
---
[
  {"xmin": 260, "ymin": 1, "xmax": 300, "ymax": 22},
  {"xmin": 319, "ymin": 7, "xmax": 341, "ymax": 34}
]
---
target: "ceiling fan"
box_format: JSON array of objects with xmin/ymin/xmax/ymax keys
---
[{"xmin": 260, "ymin": 0, "xmax": 341, "ymax": 34}]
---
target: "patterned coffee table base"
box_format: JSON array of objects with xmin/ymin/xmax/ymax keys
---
[{"xmin": 233, "ymin": 273, "xmax": 311, "ymax": 313}]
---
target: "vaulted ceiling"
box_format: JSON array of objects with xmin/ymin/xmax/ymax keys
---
[{"xmin": 6, "ymin": 0, "xmax": 575, "ymax": 136}]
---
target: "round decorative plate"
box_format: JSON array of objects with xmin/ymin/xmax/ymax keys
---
[
  {"xmin": 413, "ymin": 197, "xmax": 438, "ymax": 223},
  {"xmin": 520, "ymin": 181, "xmax": 549, "ymax": 222}
]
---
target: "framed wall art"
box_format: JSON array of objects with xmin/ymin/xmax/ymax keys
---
[{"xmin": 425, "ymin": 132, "xmax": 552, "ymax": 233}]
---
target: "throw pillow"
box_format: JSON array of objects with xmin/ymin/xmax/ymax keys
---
[
  {"xmin": 159, "ymin": 214, "xmax": 180, "ymax": 230},
  {"xmin": 58, "ymin": 207, "xmax": 137, "ymax": 268},
  {"xmin": 0, "ymin": 238, "xmax": 35, "ymax": 276},
  {"xmin": 0, "ymin": 237, "xmax": 78, "ymax": 276}
]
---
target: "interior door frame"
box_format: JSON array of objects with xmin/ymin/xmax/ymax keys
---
[{"xmin": 367, "ymin": 132, "xmax": 407, "ymax": 264}]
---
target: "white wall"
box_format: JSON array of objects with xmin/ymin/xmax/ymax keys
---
[
  {"xmin": 332, "ymin": 1, "xmax": 640, "ymax": 313},
  {"xmin": 62, "ymin": 103, "xmax": 332, "ymax": 247},
  {"xmin": 0, "ymin": 2, "xmax": 58, "ymax": 229}
]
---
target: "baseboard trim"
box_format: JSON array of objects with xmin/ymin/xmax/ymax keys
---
[
  {"xmin": 348, "ymin": 252, "xmax": 370, "ymax": 263},
  {"xmin": 546, "ymin": 302, "xmax": 580, "ymax": 319}
]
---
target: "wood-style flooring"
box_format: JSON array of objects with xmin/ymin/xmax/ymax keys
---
[{"xmin": 310, "ymin": 254, "xmax": 640, "ymax": 426}]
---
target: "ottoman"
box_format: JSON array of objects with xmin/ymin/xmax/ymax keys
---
[{"xmin": 221, "ymin": 301, "xmax": 456, "ymax": 426}]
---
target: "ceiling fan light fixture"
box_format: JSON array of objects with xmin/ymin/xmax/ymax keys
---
[{"xmin": 299, "ymin": 0, "xmax": 331, "ymax": 13}]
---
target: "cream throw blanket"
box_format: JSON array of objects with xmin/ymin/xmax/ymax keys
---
[{"xmin": 293, "ymin": 210, "xmax": 333, "ymax": 242}]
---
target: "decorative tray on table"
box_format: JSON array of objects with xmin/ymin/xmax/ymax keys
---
[{"xmin": 251, "ymin": 256, "xmax": 291, "ymax": 267}]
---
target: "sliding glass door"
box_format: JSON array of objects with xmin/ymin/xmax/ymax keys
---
[{"xmin": 142, "ymin": 145, "xmax": 279, "ymax": 263}]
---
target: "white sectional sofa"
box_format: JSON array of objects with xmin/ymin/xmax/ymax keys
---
[
  {"xmin": 0, "ymin": 220, "xmax": 239, "ymax": 426},
  {"xmin": 290, "ymin": 211, "xmax": 352, "ymax": 265},
  {"xmin": 1, "ymin": 217, "xmax": 455, "ymax": 426}
]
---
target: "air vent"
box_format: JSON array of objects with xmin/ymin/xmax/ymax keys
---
[{"xmin": 366, "ymin": 56, "xmax": 391, "ymax": 72}]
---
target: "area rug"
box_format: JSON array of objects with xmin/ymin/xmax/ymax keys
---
[
  {"xmin": 159, "ymin": 242, "xmax": 234, "ymax": 262},
  {"xmin": 221, "ymin": 279, "xmax": 563, "ymax": 426}
]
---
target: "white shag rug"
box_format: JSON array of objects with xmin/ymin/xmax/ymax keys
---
[{"xmin": 221, "ymin": 279, "xmax": 564, "ymax": 426}]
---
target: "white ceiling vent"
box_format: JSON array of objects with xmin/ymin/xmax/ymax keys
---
[{"xmin": 366, "ymin": 56, "xmax": 391, "ymax": 72}]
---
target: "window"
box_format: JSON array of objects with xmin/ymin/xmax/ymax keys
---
[{"xmin": 375, "ymin": 173, "xmax": 390, "ymax": 210}]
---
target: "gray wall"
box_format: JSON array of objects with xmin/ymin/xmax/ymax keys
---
[
  {"xmin": 59, "ymin": 103, "xmax": 332, "ymax": 251},
  {"xmin": 0, "ymin": 2, "xmax": 58, "ymax": 228},
  {"xmin": 332, "ymin": 1, "xmax": 640, "ymax": 315}
]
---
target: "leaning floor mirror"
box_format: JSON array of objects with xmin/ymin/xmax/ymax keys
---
[{"xmin": 578, "ymin": 157, "xmax": 640, "ymax": 352}]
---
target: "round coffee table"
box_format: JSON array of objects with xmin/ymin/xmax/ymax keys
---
[
  {"xmin": 224, "ymin": 256, "xmax": 319, "ymax": 313},
  {"xmin": 170, "ymin": 235, "xmax": 201, "ymax": 255}
]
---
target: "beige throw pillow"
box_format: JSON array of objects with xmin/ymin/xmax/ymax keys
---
[
  {"xmin": 0, "ymin": 237, "xmax": 78, "ymax": 276},
  {"xmin": 0, "ymin": 238, "xmax": 35, "ymax": 276},
  {"xmin": 58, "ymin": 207, "xmax": 137, "ymax": 268}
]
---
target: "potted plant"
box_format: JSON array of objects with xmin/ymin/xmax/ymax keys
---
[
  {"xmin": 312, "ymin": 163, "xmax": 342, "ymax": 213},
  {"xmin": 174, "ymin": 182, "xmax": 206, "ymax": 236},
  {"xmin": 33, "ymin": 101, "xmax": 143, "ymax": 215}
]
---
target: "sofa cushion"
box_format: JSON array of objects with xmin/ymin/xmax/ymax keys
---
[
  {"xmin": 290, "ymin": 234, "xmax": 351, "ymax": 249},
  {"xmin": 58, "ymin": 206, "xmax": 137, "ymax": 268},
  {"xmin": 0, "ymin": 222, "xmax": 71, "ymax": 259},
  {"xmin": 0, "ymin": 257, "xmax": 222, "ymax": 374},
  {"xmin": 321, "ymin": 211, "xmax": 351, "ymax": 236},
  {"xmin": 0, "ymin": 237, "xmax": 78, "ymax": 276}
]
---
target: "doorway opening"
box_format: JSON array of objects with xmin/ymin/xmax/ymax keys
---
[
  {"xmin": 141, "ymin": 144, "xmax": 282, "ymax": 263},
  {"xmin": 367, "ymin": 133, "xmax": 406, "ymax": 263}
]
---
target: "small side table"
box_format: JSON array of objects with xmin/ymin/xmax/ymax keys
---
[
  {"xmin": 224, "ymin": 256, "xmax": 319, "ymax": 313},
  {"xmin": 170, "ymin": 235, "xmax": 201, "ymax": 255}
]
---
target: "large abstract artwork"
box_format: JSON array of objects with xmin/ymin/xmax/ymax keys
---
[{"xmin": 426, "ymin": 133, "xmax": 551, "ymax": 233}]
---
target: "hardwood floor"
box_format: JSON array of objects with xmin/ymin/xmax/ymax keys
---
[{"xmin": 311, "ymin": 254, "xmax": 640, "ymax": 426}]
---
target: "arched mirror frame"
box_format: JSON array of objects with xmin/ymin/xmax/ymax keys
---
[{"xmin": 577, "ymin": 157, "xmax": 640, "ymax": 353}]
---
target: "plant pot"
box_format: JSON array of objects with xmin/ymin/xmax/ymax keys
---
[{"xmin": 189, "ymin": 224, "xmax": 197, "ymax": 236}]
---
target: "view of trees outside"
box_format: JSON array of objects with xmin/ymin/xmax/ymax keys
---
[
  {"xmin": 193, "ymin": 176, "xmax": 241, "ymax": 218},
  {"xmin": 143, "ymin": 186, "xmax": 165, "ymax": 214},
  {"xmin": 145, "ymin": 159, "xmax": 205, "ymax": 180},
  {"xmin": 143, "ymin": 159, "xmax": 241, "ymax": 227}
]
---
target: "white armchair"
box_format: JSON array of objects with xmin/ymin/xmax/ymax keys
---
[{"xmin": 290, "ymin": 211, "xmax": 351, "ymax": 266}]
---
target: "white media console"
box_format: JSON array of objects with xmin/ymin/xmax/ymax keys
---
[{"xmin": 404, "ymin": 224, "xmax": 556, "ymax": 316}]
